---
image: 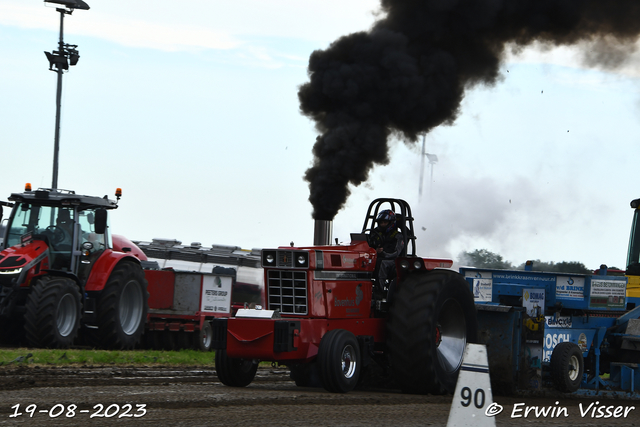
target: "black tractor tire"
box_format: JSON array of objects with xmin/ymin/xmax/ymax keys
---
[
  {"xmin": 387, "ymin": 270, "xmax": 478, "ymax": 394},
  {"xmin": 195, "ymin": 321, "xmax": 213, "ymax": 351},
  {"xmin": 215, "ymin": 349, "xmax": 258, "ymax": 387},
  {"xmin": 289, "ymin": 362, "xmax": 321, "ymax": 388},
  {"xmin": 0, "ymin": 316, "xmax": 26, "ymax": 346},
  {"xmin": 91, "ymin": 262, "xmax": 149, "ymax": 349},
  {"xmin": 317, "ymin": 329, "xmax": 361, "ymax": 393},
  {"xmin": 24, "ymin": 276, "xmax": 81, "ymax": 348},
  {"xmin": 550, "ymin": 342, "xmax": 584, "ymax": 392}
]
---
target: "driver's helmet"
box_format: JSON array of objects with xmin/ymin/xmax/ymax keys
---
[{"xmin": 376, "ymin": 210, "xmax": 396, "ymax": 233}]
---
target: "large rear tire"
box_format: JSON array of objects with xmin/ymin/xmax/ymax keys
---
[
  {"xmin": 0, "ymin": 316, "xmax": 26, "ymax": 346},
  {"xmin": 550, "ymin": 342, "xmax": 584, "ymax": 392},
  {"xmin": 92, "ymin": 262, "xmax": 149, "ymax": 349},
  {"xmin": 387, "ymin": 270, "xmax": 477, "ymax": 394},
  {"xmin": 317, "ymin": 329, "xmax": 361, "ymax": 393},
  {"xmin": 24, "ymin": 276, "xmax": 81, "ymax": 348},
  {"xmin": 215, "ymin": 349, "xmax": 258, "ymax": 387}
]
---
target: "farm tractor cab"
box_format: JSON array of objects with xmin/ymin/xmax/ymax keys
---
[
  {"xmin": 0, "ymin": 185, "xmax": 148, "ymax": 349},
  {"xmin": 212, "ymin": 198, "xmax": 478, "ymax": 394},
  {"xmin": 626, "ymin": 197, "xmax": 640, "ymax": 299}
]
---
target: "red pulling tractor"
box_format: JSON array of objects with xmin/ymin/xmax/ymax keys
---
[
  {"xmin": 212, "ymin": 198, "xmax": 478, "ymax": 394},
  {"xmin": 0, "ymin": 185, "xmax": 148, "ymax": 349}
]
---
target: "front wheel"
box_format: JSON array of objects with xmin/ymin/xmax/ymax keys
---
[
  {"xmin": 317, "ymin": 329, "xmax": 361, "ymax": 393},
  {"xmin": 387, "ymin": 270, "xmax": 478, "ymax": 394},
  {"xmin": 290, "ymin": 362, "xmax": 321, "ymax": 388},
  {"xmin": 24, "ymin": 276, "xmax": 81, "ymax": 348},
  {"xmin": 215, "ymin": 349, "xmax": 258, "ymax": 387},
  {"xmin": 92, "ymin": 262, "xmax": 149, "ymax": 349},
  {"xmin": 550, "ymin": 342, "xmax": 584, "ymax": 392}
]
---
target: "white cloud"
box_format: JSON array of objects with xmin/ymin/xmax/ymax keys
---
[
  {"xmin": 0, "ymin": 3, "xmax": 240, "ymax": 51},
  {"xmin": 0, "ymin": 1, "xmax": 380, "ymax": 52}
]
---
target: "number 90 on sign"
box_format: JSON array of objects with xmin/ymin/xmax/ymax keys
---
[{"xmin": 460, "ymin": 386, "xmax": 486, "ymax": 409}]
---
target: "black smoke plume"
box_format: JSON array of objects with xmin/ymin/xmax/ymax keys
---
[{"xmin": 299, "ymin": 0, "xmax": 640, "ymax": 220}]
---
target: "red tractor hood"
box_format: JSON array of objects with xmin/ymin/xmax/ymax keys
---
[{"xmin": 0, "ymin": 240, "xmax": 49, "ymax": 272}]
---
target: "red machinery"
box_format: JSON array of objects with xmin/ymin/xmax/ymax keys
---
[
  {"xmin": 212, "ymin": 198, "xmax": 478, "ymax": 393},
  {"xmin": 134, "ymin": 239, "xmax": 264, "ymax": 351},
  {"xmin": 0, "ymin": 185, "xmax": 148, "ymax": 349},
  {"xmin": 0, "ymin": 185, "xmax": 265, "ymax": 351}
]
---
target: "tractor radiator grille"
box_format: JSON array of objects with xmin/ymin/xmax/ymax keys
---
[
  {"xmin": 277, "ymin": 251, "xmax": 293, "ymax": 267},
  {"xmin": 267, "ymin": 270, "xmax": 308, "ymax": 315}
]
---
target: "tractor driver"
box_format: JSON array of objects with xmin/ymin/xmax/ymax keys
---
[
  {"xmin": 372, "ymin": 210, "xmax": 405, "ymax": 293},
  {"xmin": 54, "ymin": 208, "xmax": 74, "ymax": 248}
]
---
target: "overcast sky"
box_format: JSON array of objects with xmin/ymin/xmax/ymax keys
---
[{"xmin": 1, "ymin": 0, "xmax": 640, "ymax": 270}]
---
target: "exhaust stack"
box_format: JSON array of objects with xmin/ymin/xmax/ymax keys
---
[{"xmin": 313, "ymin": 220, "xmax": 333, "ymax": 246}]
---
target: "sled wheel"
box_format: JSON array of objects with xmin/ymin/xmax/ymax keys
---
[
  {"xmin": 215, "ymin": 349, "xmax": 258, "ymax": 387},
  {"xmin": 195, "ymin": 321, "xmax": 213, "ymax": 351},
  {"xmin": 387, "ymin": 270, "xmax": 478, "ymax": 394},
  {"xmin": 24, "ymin": 276, "xmax": 81, "ymax": 348},
  {"xmin": 550, "ymin": 342, "xmax": 584, "ymax": 392},
  {"xmin": 317, "ymin": 329, "xmax": 361, "ymax": 393}
]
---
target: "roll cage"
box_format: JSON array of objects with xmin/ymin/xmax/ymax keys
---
[{"xmin": 361, "ymin": 198, "xmax": 417, "ymax": 257}]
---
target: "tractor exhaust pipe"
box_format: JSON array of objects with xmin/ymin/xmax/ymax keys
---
[{"xmin": 313, "ymin": 220, "xmax": 333, "ymax": 246}]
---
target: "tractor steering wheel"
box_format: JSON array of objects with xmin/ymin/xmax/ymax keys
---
[
  {"xmin": 45, "ymin": 225, "xmax": 66, "ymax": 245},
  {"xmin": 363, "ymin": 229, "xmax": 383, "ymax": 250}
]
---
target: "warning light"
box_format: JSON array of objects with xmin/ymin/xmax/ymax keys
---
[
  {"xmin": 115, "ymin": 188, "xmax": 122, "ymax": 198},
  {"xmin": 25, "ymin": 183, "xmax": 32, "ymax": 191}
]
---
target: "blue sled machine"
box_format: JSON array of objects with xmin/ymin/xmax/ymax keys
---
[{"xmin": 461, "ymin": 264, "xmax": 640, "ymax": 397}]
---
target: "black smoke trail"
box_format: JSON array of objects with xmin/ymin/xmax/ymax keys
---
[{"xmin": 299, "ymin": 0, "xmax": 640, "ymax": 220}]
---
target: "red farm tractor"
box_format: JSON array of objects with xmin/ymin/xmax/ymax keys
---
[
  {"xmin": 0, "ymin": 185, "xmax": 148, "ymax": 349},
  {"xmin": 212, "ymin": 198, "xmax": 478, "ymax": 394}
]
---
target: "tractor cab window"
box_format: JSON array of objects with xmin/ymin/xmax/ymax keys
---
[
  {"xmin": 6, "ymin": 203, "xmax": 75, "ymax": 250},
  {"xmin": 77, "ymin": 209, "xmax": 106, "ymax": 253}
]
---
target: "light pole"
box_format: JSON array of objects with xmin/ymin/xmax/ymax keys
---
[{"xmin": 44, "ymin": 0, "xmax": 90, "ymax": 190}]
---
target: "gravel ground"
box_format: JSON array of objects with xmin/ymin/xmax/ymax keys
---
[{"xmin": 0, "ymin": 366, "xmax": 637, "ymax": 426}]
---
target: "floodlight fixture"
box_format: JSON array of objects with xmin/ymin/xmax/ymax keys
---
[
  {"xmin": 44, "ymin": 0, "xmax": 90, "ymax": 10},
  {"xmin": 44, "ymin": 51, "xmax": 69, "ymax": 70}
]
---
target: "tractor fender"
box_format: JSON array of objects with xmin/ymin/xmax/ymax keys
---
[
  {"xmin": 394, "ymin": 256, "xmax": 454, "ymax": 282},
  {"xmin": 84, "ymin": 250, "xmax": 141, "ymax": 292},
  {"xmin": 111, "ymin": 234, "xmax": 148, "ymax": 261}
]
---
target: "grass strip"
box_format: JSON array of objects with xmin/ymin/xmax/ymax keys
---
[{"xmin": 0, "ymin": 348, "xmax": 216, "ymax": 367}]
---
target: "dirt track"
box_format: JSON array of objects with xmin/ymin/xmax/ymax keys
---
[{"xmin": 0, "ymin": 366, "xmax": 638, "ymax": 426}]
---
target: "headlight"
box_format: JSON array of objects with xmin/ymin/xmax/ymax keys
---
[
  {"xmin": 262, "ymin": 250, "xmax": 277, "ymax": 267},
  {"xmin": 413, "ymin": 260, "xmax": 423, "ymax": 269},
  {"xmin": 0, "ymin": 268, "xmax": 23, "ymax": 275},
  {"xmin": 400, "ymin": 260, "xmax": 410, "ymax": 269},
  {"xmin": 295, "ymin": 252, "xmax": 309, "ymax": 267}
]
